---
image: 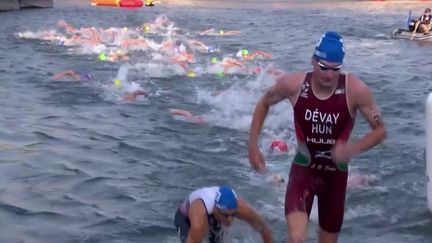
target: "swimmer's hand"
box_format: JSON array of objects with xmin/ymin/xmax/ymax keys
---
[
  {"xmin": 248, "ymin": 145, "xmax": 267, "ymax": 173},
  {"xmin": 331, "ymin": 140, "xmax": 357, "ymax": 163}
]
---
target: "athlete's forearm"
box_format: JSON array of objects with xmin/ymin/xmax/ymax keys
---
[
  {"xmin": 248, "ymin": 98, "xmax": 269, "ymax": 147},
  {"xmin": 186, "ymin": 237, "xmax": 200, "ymax": 243},
  {"xmin": 351, "ymin": 126, "xmax": 386, "ymax": 155},
  {"xmin": 259, "ymin": 224, "xmax": 274, "ymax": 243},
  {"xmin": 246, "ymin": 211, "xmax": 273, "ymax": 243}
]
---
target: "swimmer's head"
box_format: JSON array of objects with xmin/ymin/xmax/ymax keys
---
[
  {"xmin": 207, "ymin": 45, "xmax": 216, "ymax": 53},
  {"xmin": 252, "ymin": 67, "xmax": 261, "ymax": 75},
  {"xmin": 270, "ymin": 139, "xmax": 288, "ymax": 153},
  {"xmin": 242, "ymin": 49, "xmax": 249, "ymax": 57},
  {"xmin": 219, "ymin": 29, "xmax": 224, "ymax": 35},
  {"xmin": 98, "ymin": 53, "xmax": 107, "ymax": 61},
  {"xmin": 216, "ymin": 71, "xmax": 224, "ymax": 77},
  {"xmin": 80, "ymin": 74, "xmax": 91, "ymax": 81},
  {"xmin": 312, "ymin": 31, "xmax": 344, "ymax": 87},
  {"xmin": 270, "ymin": 174, "xmax": 285, "ymax": 185},
  {"xmin": 215, "ymin": 186, "xmax": 238, "ymax": 210},
  {"xmin": 156, "ymin": 14, "xmax": 169, "ymax": 27},
  {"xmin": 122, "ymin": 27, "xmax": 128, "ymax": 32},
  {"xmin": 140, "ymin": 23, "xmax": 151, "ymax": 32},
  {"xmin": 211, "ymin": 57, "xmax": 219, "ymax": 64},
  {"xmin": 187, "ymin": 71, "xmax": 196, "ymax": 78},
  {"xmin": 313, "ymin": 31, "xmax": 345, "ymax": 65},
  {"xmin": 114, "ymin": 79, "xmax": 122, "ymax": 88}
]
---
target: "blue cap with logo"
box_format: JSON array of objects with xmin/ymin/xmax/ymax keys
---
[
  {"xmin": 215, "ymin": 186, "xmax": 238, "ymax": 210},
  {"xmin": 314, "ymin": 31, "xmax": 345, "ymax": 64}
]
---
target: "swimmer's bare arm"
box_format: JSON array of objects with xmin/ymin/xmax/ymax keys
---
[
  {"xmin": 235, "ymin": 198, "xmax": 274, "ymax": 243},
  {"xmin": 51, "ymin": 70, "xmax": 80, "ymax": 81},
  {"xmin": 187, "ymin": 200, "xmax": 209, "ymax": 243},
  {"xmin": 248, "ymin": 73, "xmax": 303, "ymax": 172},
  {"xmin": 349, "ymin": 74, "xmax": 387, "ymax": 155},
  {"xmin": 123, "ymin": 90, "xmax": 148, "ymax": 101},
  {"xmin": 199, "ymin": 28, "xmax": 214, "ymax": 35},
  {"xmin": 169, "ymin": 109, "xmax": 195, "ymax": 119}
]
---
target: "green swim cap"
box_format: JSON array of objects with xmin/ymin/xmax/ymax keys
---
[
  {"xmin": 114, "ymin": 79, "xmax": 122, "ymax": 88},
  {"xmin": 242, "ymin": 49, "xmax": 249, "ymax": 56},
  {"xmin": 187, "ymin": 71, "xmax": 196, "ymax": 78},
  {"xmin": 98, "ymin": 53, "xmax": 107, "ymax": 61},
  {"xmin": 211, "ymin": 57, "xmax": 219, "ymax": 63},
  {"xmin": 216, "ymin": 71, "xmax": 224, "ymax": 77}
]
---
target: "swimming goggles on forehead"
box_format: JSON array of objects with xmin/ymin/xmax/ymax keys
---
[{"xmin": 315, "ymin": 57, "xmax": 342, "ymax": 71}]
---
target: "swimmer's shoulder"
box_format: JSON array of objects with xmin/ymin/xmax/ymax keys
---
[{"xmin": 275, "ymin": 71, "xmax": 306, "ymax": 95}]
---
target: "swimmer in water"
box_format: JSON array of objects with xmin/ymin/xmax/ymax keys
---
[
  {"xmin": 236, "ymin": 49, "xmax": 273, "ymax": 61},
  {"xmin": 52, "ymin": 71, "xmax": 147, "ymax": 101},
  {"xmin": 169, "ymin": 109, "xmax": 206, "ymax": 124},
  {"xmin": 51, "ymin": 70, "xmax": 92, "ymax": 81},
  {"xmin": 270, "ymin": 139, "xmax": 289, "ymax": 153},
  {"xmin": 347, "ymin": 173, "xmax": 370, "ymax": 189},
  {"xmin": 199, "ymin": 28, "xmax": 241, "ymax": 36},
  {"xmin": 138, "ymin": 14, "xmax": 172, "ymax": 34},
  {"xmin": 123, "ymin": 90, "xmax": 149, "ymax": 101},
  {"xmin": 106, "ymin": 49, "xmax": 129, "ymax": 62},
  {"xmin": 208, "ymin": 57, "xmax": 247, "ymax": 75}
]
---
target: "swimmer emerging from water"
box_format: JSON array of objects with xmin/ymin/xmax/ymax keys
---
[{"xmin": 174, "ymin": 186, "xmax": 274, "ymax": 243}]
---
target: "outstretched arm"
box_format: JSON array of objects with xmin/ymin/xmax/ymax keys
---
[
  {"xmin": 51, "ymin": 70, "xmax": 80, "ymax": 81},
  {"xmin": 123, "ymin": 90, "xmax": 148, "ymax": 101},
  {"xmin": 236, "ymin": 198, "xmax": 274, "ymax": 243},
  {"xmin": 169, "ymin": 109, "xmax": 195, "ymax": 119}
]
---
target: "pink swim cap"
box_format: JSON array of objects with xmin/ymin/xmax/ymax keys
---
[{"xmin": 270, "ymin": 139, "xmax": 288, "ymax": 153}]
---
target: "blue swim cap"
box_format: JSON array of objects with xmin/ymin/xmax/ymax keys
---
[
  {"xmin": 215, "ymin": 186, "xmax": 238, "ymax": 210},
  {"xmin": 80, "ymin": 73, "xmax": 91, "ymax": 81},
  {"xmin": 314, "ymin": 31, "xmax": 345, "ymax": 64}
]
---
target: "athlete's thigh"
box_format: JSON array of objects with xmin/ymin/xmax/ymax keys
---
[
  {"xmin": 317, "ymin": 171, "xmax": 348, "ymax": 233},
  {"xmin": 174, "ymin": 209, "xmax": 190, "ymax": 243},
  {"xmin": 285, "ymin": 164, "xmax": 316, "ymax": 217}
]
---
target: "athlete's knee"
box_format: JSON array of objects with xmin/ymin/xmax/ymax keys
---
[
  {"xmin": 286, "ymin": 212, "xmax": 308, "ymax": 243},
  {"xmin": 288, "ymin": 234, "xmax": 307, "ymax": 243},
  {"xmin": 319, "ymin": 222, "xmax": 342, "ymax": 235},
  {"xmin": 318, "ymin": 228, "xmax": 340, "ymax": 243}
]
